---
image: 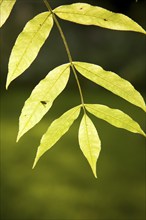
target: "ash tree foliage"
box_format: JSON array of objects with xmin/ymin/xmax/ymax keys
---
[{"xmin": 1, "ymin": 0, "xmax": 146, "ymax": 178}]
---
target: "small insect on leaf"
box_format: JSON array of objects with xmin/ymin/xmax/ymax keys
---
[{"xmin": 40, "ymin": 101, "xmax": 47, "ymax": 105}]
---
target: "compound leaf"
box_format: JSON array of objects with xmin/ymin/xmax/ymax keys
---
[
  {"xmin": 85, "ymin": 104, "xmax": 146, "ymax": 137},
  {"xmin": 78, "ymin": 114, "xmax": 101, "ymax": 178},
  {"xmin": 6, "ymin": 12, "xmax": 53, "ymax": 89},
  {"xmin": 17, "ymin": 64, "xmax": 70, "ymax": 141},
  {"xmin": 73, "ymin": 62, "xmax": 146, "ymax": 112},
  {"xmin": 0, "ymin": 0, "xmax": 16, "ymax": 27},
  {"xmin": 33, "ymin": 105, "xmax": 81, "ymax": 168},
  {"xmin": 54, "ymin": 3, "xmax": 146, "ymax": 34}
]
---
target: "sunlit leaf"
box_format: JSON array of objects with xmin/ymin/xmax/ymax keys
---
[
  {"xmin": 73, "ymin": 62, "xmax": 146, "ymax": 112},
  {"xmin": 33, "ymin": 105, "xmax": 81, "ymax": 168},
  {"xmin": 0, "ymin": 0, "xmax": 16, "ymax": 28},
  {"xmin": 6, "ymin": 12, "xmax": 53, "ymax": 89},
  {"xmin": 85, "ymin": 104, "xmax": 146, "ymax": 137},
  {"xmin": 17, "ymin": 64, "xmax": 70, "ymax": 141},
  {"xmin": 54, "ymin": 3, "xmax": 146, "ymax": 34},
  {"xmin": 78, "ymin": 114, "xmax": 101, "ymax": 178}
]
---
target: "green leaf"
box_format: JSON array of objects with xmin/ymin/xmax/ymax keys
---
[
  {"xmin": 85, "ymin": 104, "xmax": 146, "ymax": 137},
  {"xmin": 6, "ymin": 12, "xmax": 53, "ymax": 89},
  {"xmin": 17, "ymin": 64, "xmax": 70, "ymax": 141},
  {"xmin": 0, "ymin": 0, "xmax": 16, "ymax": 28},
  {"xmin": 78, "ymin": 114, "xmax": 101, "ymax": 178},
  {"xmin": 54, "ymin": 3, "xmax": 146, "ymax": 34},
  {"xmin": 73, "ymin": 62, "xmax": 146, "ymax": 112},
  {"xmin": 33, "ymin": 105, "xmax": 81, "ymax": 168}
]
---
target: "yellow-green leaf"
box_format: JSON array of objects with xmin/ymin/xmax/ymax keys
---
[
  {"xmin": 6, "ymin": 12, "xmax": 53, "ymax": 89},
  {"xmin": 54, "ymin": 3, "xmax": 146, "ymax": 34},
  {"xmin": 0, "ymin": 0, "xmax": 16, "ymax": 28},
  {"xmin": 73, "ymin": 62, "xmax": 146, "ymax": 112},
  {"xmin": 85, "ymin": 104, "xmax": 146, "ymax": 137},
  {"xmin": 78, "ymin": 114, "xmax": 101, "ymax": 178},
  {"xmin": 33, "ymin": 105, "xmax": 81, "ymax": 168},
  {"xmin": 17, "ymin": 64, "xmax": 70, "ymax": 141}
]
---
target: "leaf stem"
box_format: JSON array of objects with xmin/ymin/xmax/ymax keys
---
[{"xmin": 43, "ymin": 0, "xmax": 86, "ymax": 112}]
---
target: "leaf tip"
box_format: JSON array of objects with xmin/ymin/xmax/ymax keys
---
[
  {"xmin": 143, "ymin": 132, "xmax": 146, "ymax": 138},
  {"xmin": 6, "ymin": 81, "xmax": 9, "ymax": 90},
  {"xmin": 32, "ymin": 148, "xmax": 41, "ymax": 169},
  {"xmin": 16, "ymin": 128, "xmax": 26, "ymax": 142},
  {"xmin": 139, "ymin": 28, "xmax": 146, "ymax": 35},
  {"xmin": 16, "ymin": 133, "xmax": 21, "ymax": 142},
  {"xmin": 32, "ymin": 161, "xmax": 36, "ymax": 169},
  {"xmin": 92, "ymin": 166, "xmax": 97, "ymax": 178},
  {"xmin": 16, "ymin": 129, "xmax": 24, "ymax": 142},
  {"xmin": 32, "ymin": 156, "xmax": 39, "ymax": 169},
  {"xmin": 138, "ymin": 128, "xmax": 146, "ymax": 137},
  {"xmin": 93, "ymin": 172, "xmax": 97, "ymax": 178}
]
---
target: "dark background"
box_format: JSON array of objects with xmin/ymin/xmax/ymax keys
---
[{"xmin": 0, "ymin": 0, "xmax": 146, "ymax": 220}]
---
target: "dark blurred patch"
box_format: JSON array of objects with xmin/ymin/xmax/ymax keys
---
[{"xmin": 1, "ymin": 89, "xmax": 145, "ymax": 220}]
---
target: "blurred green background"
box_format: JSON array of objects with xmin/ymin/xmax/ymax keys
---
[{"xmin": 0, "ymin": 0, "xmax": 146, "ymax": 220}]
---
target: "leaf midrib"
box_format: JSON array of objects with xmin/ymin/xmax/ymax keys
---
[
  {"xmin": 55, "ymin": 10, "xmax": 112, "ymax": 21},
  {"xmin": 84, "ymin": 115, "xmax": 94, "ymax": 168}
]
